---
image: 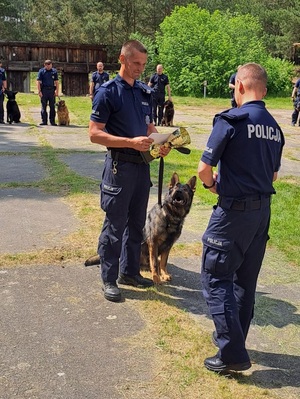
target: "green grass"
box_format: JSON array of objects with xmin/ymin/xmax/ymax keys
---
[{"xmin": 13, "ymin": 93, "xmax": 300, "ymax": 269}]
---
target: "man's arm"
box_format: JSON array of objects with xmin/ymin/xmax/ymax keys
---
[
  {"xmin": 2, "ymin": 74, "xmax": 7, "ymax": 91},
  {"xmin": 89, "ymin": 120, "xmax": 154, "ymax": 151},
  {"xmin": 198, "ymin": 160, "xmax": 217, "ymax": 193},
  {"xmin": 54, "ymin": 79, "xmax": 59, "ymax": 97},
  {"xmin": 89, "ymin": 81, "xmax": 95, "ymax": 98},
  {"xmin": 166, "ymin": 83, "xmax": 171, "ymax": 99}
]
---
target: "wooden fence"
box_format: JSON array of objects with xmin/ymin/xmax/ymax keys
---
[{"xmin": 0, "ymin": 41, "xmax": 119, "ymax": 95}]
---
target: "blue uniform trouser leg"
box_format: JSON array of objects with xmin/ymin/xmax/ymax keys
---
[
  {"xmin": 201, "ymin": 200, "xmax": 270, "ymax": 364},
  {"xmin": 41, "ymin": 92, "xmax": 49, "ymax": 123},
  {"xmin": 0, "ymin": 92, "xmax": 4, "ymax": 121},
  {"xmin": 98, "ymin": 157, "xmax": 151, "ymax": 283},
  {"xmin": 292, "ymin": 107, "xmax": 299, "ymax": 125},
  {"xmin": 41, "ymin": 90, "xmax": 56, "ymax": 123}
]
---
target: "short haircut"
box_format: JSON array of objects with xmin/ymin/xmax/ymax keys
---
[
  {"xmin": 120, "ymin": 40, "xmax": 147, "ymax": 58},
  {"xmin": 44, "ymin": 59, "xmax": 52, "ymax": 65},
  {"xmin": 237, "ymin": 63, "xmax": 267, "ymax": 90}
]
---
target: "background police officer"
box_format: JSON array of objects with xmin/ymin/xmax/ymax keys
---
[
  {"xmin": 148, "ymin": 64, "xmax": 171, "ymax": 126},
  {"xmin": 89, "ymin": 61, "xmax": 109, "ymax": 101},
  {"xmin": 37, "ymin": 60, "xmax": 59, "ymax": 126},
  {"xmin": 0, "ymin": 61, "xmax": 7, "ymax": 124},
  {"xmin": 291, "ymin": 77, "xmax": 300, "ymax": 126},
  {"xmin": 198, "ymin": 63, "xmax": 284, "ymax": 373},
  {"xmin": 89, "ymin": 40, "xmax": 170, "ymax": 302}
]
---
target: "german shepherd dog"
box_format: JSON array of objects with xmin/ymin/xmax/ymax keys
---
[
  {"xmin": 84, "ymin": 173, "xmax": 196, "ymax": 284},
  {"xmin": 56, "ymin": 99, "xmax": 70, "ymax": 126},
  {"xmin": 4, "ymin": 90, "xmax": 21, "ymax": 124},
  {"xmin": 140, "ymin": 172, "xmax": 196, "ymax": 284},
  {"xmin": 161, "ymin": 100, "xmax": 175, "ymax": 127}
]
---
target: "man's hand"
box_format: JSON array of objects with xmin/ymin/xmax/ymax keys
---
[
  {"xmin": 159, "ymin": 144, "xmax": 171, "ymax": 157},
  {"xmin": 131, "ymin": 136, "xmax": 154, "ymax": 152}
]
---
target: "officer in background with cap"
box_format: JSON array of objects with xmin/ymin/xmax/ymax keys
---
[{"xmin": 37, "ymin": 60, "xmax": 59, "ymax": 126}]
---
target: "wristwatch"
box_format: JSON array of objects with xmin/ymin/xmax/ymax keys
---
[{"xmin": 202, "ymin": 181, "xmax": 215, "ymax": 189}]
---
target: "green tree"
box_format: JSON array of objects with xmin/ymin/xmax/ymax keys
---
[{"xmin": 156, "ymin": 4, "xmax": 293, "ymax": 97}]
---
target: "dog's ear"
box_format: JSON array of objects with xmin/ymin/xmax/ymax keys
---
[
  {"xmin": 169, "ymin": 172, "xmax": 180, "ymax": 188},
  {"xmin": 187, "ymin": 176, "xmax": 197, "ymax": 192}
]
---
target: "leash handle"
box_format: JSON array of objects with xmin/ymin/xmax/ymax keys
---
[{"xmin": 158, "ymin": 156, "xmax": 164, "ymax": 207}]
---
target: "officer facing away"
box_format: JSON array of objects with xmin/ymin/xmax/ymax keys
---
[
  {"xmin": 37, "ymin": 60, "xmax": 59, "ymax": 126},
  {"xmin": 198, "ymin": 63, "xmax": 284, "ymax": 373}
]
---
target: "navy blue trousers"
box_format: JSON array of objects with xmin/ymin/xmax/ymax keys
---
[
  {"xmin": 40, "ymin": 89, "xmax": 56, "ymax": 124},
  {"xmin": 201, "ymin": 196, "xmax": 271, "ymax": 364},
  {"xmin": 152, "ymin": 94, "xmax": 165, "ymax": 125},
  {"xmin": 98, "ymin": 155, "xmax": 151, "ymax": 283},
  {"xmin": 0, "ymin": 92, "xmax": 4, "ymax": 121}
]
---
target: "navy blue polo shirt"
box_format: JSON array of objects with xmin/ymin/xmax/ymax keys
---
[
  {"xmin": 0, "ymin": 67, "xmax": 6, "ymax": 87},
  {"xmin": 91, "ymin": 71, "xmax": 110, "ymax": 92},
  {"xmin": 201, "ymin": 101, "xmax": 285, "ymax": 198},
  {"xmin": 90, "ymin": 74, "xmax": 153, "ymax": 153},
  {"xmin": 294, "ymin": 78, "xmax": 300, "ymax": 96},
  {"xmin": 149, "ymin": 73, "xmax": 169, "ymax": 95},
  {"xmin": 37, "ymin": 67, "xmax": 58, "ymax": 87}
]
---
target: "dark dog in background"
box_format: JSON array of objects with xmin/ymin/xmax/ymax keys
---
[
  {"xmin": 4, "ymin": 90, "xmax": 21, "ymax": 124},
  {"xmin": 140, "ymin": 172, "xmax": 196, "ymax": 284},
  {"xmin": 161, "ymin": 100, "xmax": 175, "ymax": 127},
  {"xmin": 84, "ymin": 172, "xmax": 197, "ymax": 284},
  {"xmin": 56, "ymin": 99, "xmax": 70, "ymax": 126}
]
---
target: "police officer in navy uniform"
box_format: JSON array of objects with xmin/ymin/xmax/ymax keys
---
[
  {"xmin": 148, "ymin": 64, "xmax": 171, "ymax": 126},
  {"xmin": 228, "ymin": 66, "xmax": 241, "ymax": 108},
  {"xmin": 89, "ymin": 40, "xmax": 170, "ymax": 302},
  {"xmin": 0, "ymin": 60, "xmax": 7, "ymax": 124},
  {"xmin": 37, "ymin": 60, "xmax": 59, "ymax": 126},
  {"xmin": 291, "ymin": 77, "xmax": 300, "ymax": 126},
  {"xmin": 89, "ymin": 61, "xmax": 110, "ymax": 101},
  {"xmin": 198, "ymin": 63, "xmax": 284, "ymax": 373}
]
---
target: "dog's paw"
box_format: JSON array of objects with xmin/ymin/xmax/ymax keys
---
[
  {"xmin": 161, "ymin": 273, "xmax": 172, "ymax": 282},
  {"xmin": 152, "ymin": 274, "xmax": 162, "ymax": 284}
]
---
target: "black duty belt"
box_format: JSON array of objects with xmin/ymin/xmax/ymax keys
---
[
  {"xmin": 42, "ymin": 86, "xmax": 55, "ymax": 90},
  {"xmin": 218, "ymin": 195, "xmax": 270, "ymax": 211},
  {"xmin": 107, "ymin": 149, "xmax": 144, "ymax": 164}
]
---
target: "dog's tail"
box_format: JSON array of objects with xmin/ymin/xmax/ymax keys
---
[{"xmin": 84, "ymin": 254, "xmax": 100, "ymax": 267}]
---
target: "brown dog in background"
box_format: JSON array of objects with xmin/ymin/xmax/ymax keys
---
[
  {"xmin": 161, "ymin": 100, "xmax": 175, "ymax": 127},
  {"xmin": 140, "ymin": 172, "xmax": 196, "ymax": 284},
  {"xmin": 56, "ymin": 99, "xmax": 70, "ymax": 126}
]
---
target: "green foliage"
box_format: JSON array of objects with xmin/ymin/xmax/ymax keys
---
[{"xmin": 156, "ymin": 4, "xmax": 294, "ymax": 97}]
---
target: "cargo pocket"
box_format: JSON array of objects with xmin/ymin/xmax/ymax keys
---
[
  {"xmin": 202, "ymin": 233, "xmax": 243, "ymax": 277},
  {"xmin": 211, "ymin": 303, "xmax": 229, "ymax": 334},
  {"xmin": 100, "ymin": 181, "xmax": 122, "ymax": 213}
]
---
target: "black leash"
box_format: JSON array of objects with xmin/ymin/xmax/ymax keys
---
[{"xmin": 158, "ymin": 156, "xmax": 164, "ymax": 207}]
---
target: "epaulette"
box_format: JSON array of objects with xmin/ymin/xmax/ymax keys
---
[
  {"xmin": 214, "ymin": 109, "xmax": 249, "ymax": 125},
  {"xmin": 102, "ymin": 79, "xmax": 115, "ymax": 88},
  {"xmin": 137, "ymin": 80, "xmax": 152, "ymax": 94}
]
